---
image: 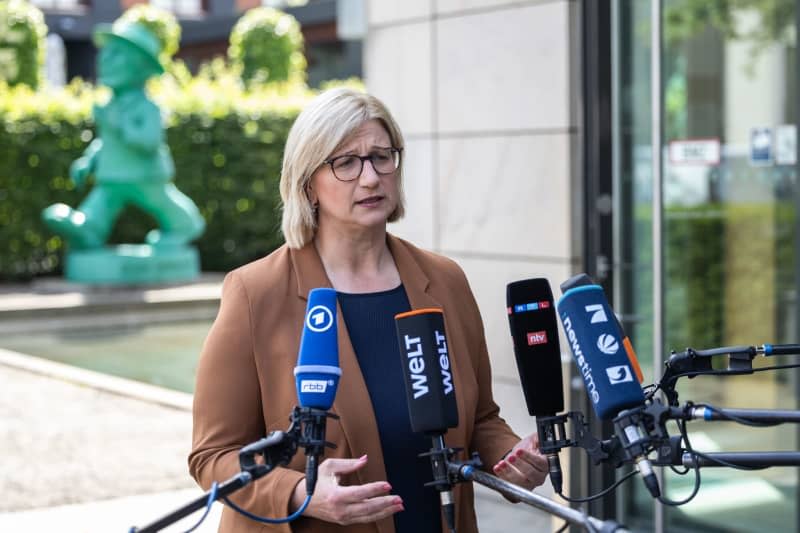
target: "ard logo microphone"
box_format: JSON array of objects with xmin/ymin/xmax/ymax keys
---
[
  {"xmin": 295, "ymin": 288, "xmax": 341, "ymax": 409},
  {"xmin": 294, "ymin": 288, "xmax": 342, "ymax": 495}
]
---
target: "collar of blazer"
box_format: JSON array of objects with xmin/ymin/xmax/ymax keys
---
[
  {"xmin": 286, "ymin": 233, "xmax": 447, "ymax": 517},
  {"xmin": 289, "ymin": 233, "xmax": 444, "ymax": 311}
]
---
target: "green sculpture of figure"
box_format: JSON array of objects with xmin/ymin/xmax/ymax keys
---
[{"xmin": 42, "ymin": 22, "xmax": 205, "ymax": 284}]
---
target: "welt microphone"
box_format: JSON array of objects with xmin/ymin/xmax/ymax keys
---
[
  {"xmin": 506, "ymin": 278, "xmax": 565, "ymax": 492},
  {"xmin": 395, "ymin": 308, "xmax": 458, "ymax": 533},
  {"xmin": 294, "ymin": 287, "xmax": 342, "ymax": 495},
  {"xmin": 556, "ymin": 281, "xmax": 660, "ymax": 498}
]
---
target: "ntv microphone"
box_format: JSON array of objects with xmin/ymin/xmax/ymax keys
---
[
  {"xmin": 556, "ymin": 279, "xmax": 660, "ymax": 498},
  {"xmin": 294, "ymin": 287, "xmax": 342, "ymax": 496},
  {"xmin": 395, "ymin": 308, "xmax": 458, "ymax": 533},
  {"xmin": 506, "ymin": 279, "xmax": 565, "ymax": 493}
]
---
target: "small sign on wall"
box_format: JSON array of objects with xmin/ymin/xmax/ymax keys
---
[
  {"xmin": 775, "ymin": 124, "xmax": 796, "ymax": 166},
  {"xmin": 750, "ymin": 127, "xmax": 773, "ymax": 166},
  {"xmin": 669, "ymin": 138, "xmax": 721, "ymax": 166}
]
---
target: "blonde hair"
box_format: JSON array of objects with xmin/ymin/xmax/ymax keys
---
[{"xmin": 279, "ymin": 88, "xmax": 406, "ymax": 249}]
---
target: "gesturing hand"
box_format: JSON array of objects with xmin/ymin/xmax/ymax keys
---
[
  {"xmin": 491, "ymin": 432, "xmax": 548, "ymax": 490},
  {"xmin": 292, "ymin": 454, "xmax": 404, "ymax": 525}
]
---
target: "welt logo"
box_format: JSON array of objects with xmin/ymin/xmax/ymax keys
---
[{"xmin": 527, "ymin": 330, "xmax": 548, "ymax": 346}]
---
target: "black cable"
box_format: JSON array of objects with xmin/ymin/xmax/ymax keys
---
[
  {"xmin": 688, "ymin": 450, "xmax": 770, "ymax": 471},
  {"xmin": 658, "ymin": 363, "xmax": 800, "ymax": 406},
  {"xmin": 556, "ymin": 469, "xmax": 637, "ymax": 503},
  {"xmin": 693, "ymin": 403, "xmax": 782, "ymax": 428},
  {"xmin": 669, "ymin": 464, "xmax": 690, "ymax": 475},
  {"xmin": 658, "ymin": 419, "xmax": 701, "ymax": 506},
  {"xmin": 554, "ymin": 520, "xmax": 569, "ymax": 533},
  {"xmin": 665, "ymin": 363, "xmax": 800, "ymax": 387}
]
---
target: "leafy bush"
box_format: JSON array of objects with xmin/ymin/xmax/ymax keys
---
[
  {"xmin": 228, "ymin": 7, "xmax": 306, "ymax": 85},
  {"xmin": 0, "ymin": 77, "xmax": 316, "ymax": 280},
  {"xmin": 662, "ymin": 202, "xmax": 796, "ymax": 352},
  {"xmin": 0, "ymin": 0, "xmax": 47, "ymax": 88}
]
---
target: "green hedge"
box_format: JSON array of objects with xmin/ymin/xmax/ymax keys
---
[
  {"xmin": 661, "ymin": 202, "xmax": 796, "ymax": 352},
  {"xmin": 0, "ymin": 0, "xmax": 47, "ymax": 88},
  {"xmin": 0, "ymin": 77, "xmax": 318, "ymax": 280}
]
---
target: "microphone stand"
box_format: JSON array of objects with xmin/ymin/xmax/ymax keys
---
[
  {"xmin": 421, "ymin": 434, "xmax": 457, "ymax": 533},
  {"xmin": 130, "ymin": 406, "xmax": 337, "ymax": 533},
  {"xmin": 129, "ymin": 431, "xmax": 297, "ymax": 533},
  {"xmin": 443, "ymin": 453, "xmax": 628, "ymax": 533}
]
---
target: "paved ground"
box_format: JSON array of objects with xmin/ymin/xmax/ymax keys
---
[{"xmin": 0, "ymin": 279, "xmax": 555, "ymax": 532}]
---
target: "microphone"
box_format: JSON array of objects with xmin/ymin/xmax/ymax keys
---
[
  {"xmin": 556, "ymin": 280, "xmax": 660, "ymax": 497},
  {"xmin": 294, "ymin": 287, "xmax": 342, "ymax": 495},
  {"xmin": 506, "ymin": 278, "xmax": 564, "ymax": 492},
  {"xmin": 395, "ymin": 308, "xmax": 458, "ymax": 533},
  {"xmin": 560, "ymin": 273, "xmax": 644, "ymax": 383}
]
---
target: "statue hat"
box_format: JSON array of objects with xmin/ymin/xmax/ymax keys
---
[{"xmin": 93, "ymin": 22, "xmax": 164, "ymax": 74}]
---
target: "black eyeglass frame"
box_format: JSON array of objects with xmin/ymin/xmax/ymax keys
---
[{"xmin": 322, "ymin": 147, "xmax": 403, "ymax": 182}]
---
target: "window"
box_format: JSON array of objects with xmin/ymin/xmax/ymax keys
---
[
  {"xmin": 29, "ymin": 0, "xmax": 88, "ymax": 10},
  {"xmin": 150, "ymin": 0, "xmax": 205, "ymax": 17}
]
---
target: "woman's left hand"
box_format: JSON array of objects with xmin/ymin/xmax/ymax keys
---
[{"xmin": 491, "ymin": 432, "xmax": 549, "ymax": 490}]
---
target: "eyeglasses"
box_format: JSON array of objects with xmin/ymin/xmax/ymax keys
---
[{"xmin": 322, "ymin": 147, "xmax": 402, "ymax": 182}]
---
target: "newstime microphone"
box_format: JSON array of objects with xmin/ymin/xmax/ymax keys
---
[
  {"xmin": 395, "ymin": 308, "xmax": 459, "ymax": 533},
  {"xmin": 294, "ymin": 287, "xmax": 342, "ymax": 495},
  {"xmin": 556, "ymin": 281, "xmax": 660, "ymax": 497},
  {"xmin": 506, "ymin": 278, "xmax": 565, "ymax": 492}
]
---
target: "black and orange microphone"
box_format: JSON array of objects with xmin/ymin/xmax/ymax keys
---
[{"xmin": 395, "ymin": 308, "xmax": 458, "ymax": 533}]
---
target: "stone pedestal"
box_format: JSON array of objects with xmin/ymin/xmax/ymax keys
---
[{"xmin": 65, "ymin": 244, "xmax": 200, "ymax": 285}]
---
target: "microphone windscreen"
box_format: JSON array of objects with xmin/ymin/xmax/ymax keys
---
[
  {"xmin": 557, "ymin": 284, "xmax": 644, "ymax": 420},
  {"xmin": 395, "ymin": 308, "xmax": 459, "ymax": 434},
  {"xmin": 506, "ymin": 279, "xmax": 564, "ymax": 416},
  {"xmin": 295, "ymin": 288, "xmax": 341, "ymax": 410},
  {"xmin": 561, "ymin": 274, "xmax": 645, "ymax": 384}
]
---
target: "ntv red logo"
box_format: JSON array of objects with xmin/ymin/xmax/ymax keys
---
[{"xmin": 527, "ymin": 330, "xmax": 548, "ymax": 346}]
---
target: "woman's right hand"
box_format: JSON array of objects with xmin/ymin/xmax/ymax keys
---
[{"xmin": 291, "ymin": 454, "xmax": 404, "ymax": 525}]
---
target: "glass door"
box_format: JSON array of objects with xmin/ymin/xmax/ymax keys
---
[{"xmin": 613, "ymin": 1, "xmax": 799, "ymax": 531}]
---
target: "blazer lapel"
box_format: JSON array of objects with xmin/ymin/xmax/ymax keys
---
[
  {"xmin": 387, "ymin": 234, "xmax": 443, "ymax": 311},
  {"xmin": 290, "ymin": 236, "xmax": 448, "ymax": 533},
  {"xmin": 289, "ymin": 242, "xmax": 390, "ymax": 494}
]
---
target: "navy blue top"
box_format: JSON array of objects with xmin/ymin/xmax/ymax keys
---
[{"xmin": 337, "ymin": 285, "xmax": 441, "ymax": 533}]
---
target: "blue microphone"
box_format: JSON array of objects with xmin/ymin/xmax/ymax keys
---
[
  {"xmin": 557, "ymin": 282, "xmax": 660, "ymax": 497},
  {"xmin": 557, "ymin": 284, "xmax": 643, "ymax": 418},
  {"xmin": 295, "ymin": 288, "xmax": 341, "ymax": 410},
  {"xmin": 293, "ymin": 287, "xmax": 342, "ymax": 495}
]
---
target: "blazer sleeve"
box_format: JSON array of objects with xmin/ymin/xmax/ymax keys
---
[
  {"xmin": 458, "ymin": 270, "xmax": 521, "ymax": 468},
  {"xmin": 188, "ymin": 271, "xmax": 305, "ymax": 527}
]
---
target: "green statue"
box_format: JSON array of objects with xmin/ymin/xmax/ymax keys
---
[{"xmin": 42, "ymin": 22, "xmax": 205, "ymax": 284}]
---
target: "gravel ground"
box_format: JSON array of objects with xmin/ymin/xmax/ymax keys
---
[{"xmin": 0, "ymin": 364, "xmax": 195, "ymax": 512}]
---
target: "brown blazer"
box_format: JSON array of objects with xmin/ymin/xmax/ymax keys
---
[{"xmin": 189, "ymin": 234, "xmax": 520, "ymax": 533}]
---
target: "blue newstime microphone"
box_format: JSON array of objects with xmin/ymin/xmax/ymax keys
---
[
  {"xmin": 557, "ymin": 281, "xmax": 660, "ymax": 497},
  {"xmin": 294, "ymin": 288, "xmax": 342, "ymax": 494}
]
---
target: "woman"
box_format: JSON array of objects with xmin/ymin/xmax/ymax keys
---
[{"xmin": 189, "ymin": 88, "xmax": 548, "ymax": 533}]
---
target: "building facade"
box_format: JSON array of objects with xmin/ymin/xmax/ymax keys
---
[{"xmin": 32, "ymin": 0, "xmax": 361, "ymax": 85}]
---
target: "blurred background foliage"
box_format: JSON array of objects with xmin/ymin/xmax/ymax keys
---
[
  {"xmin": 0, "ymin": 3, "xmax": 363, "ymax": 280},
  {"xmin": 664, "ymin": 0, "xmax": 795, "ymax": 50},
  {"xmin": 0, "ymin": 78, "xmax": 314, "ymax": 280},
  {"xmin": 0, "ymin": 0, "xmax": 47, "ymax": 89},
  {"xmin": 228, "ymin": 7, "xmax": 306, "ymax": 86}
]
